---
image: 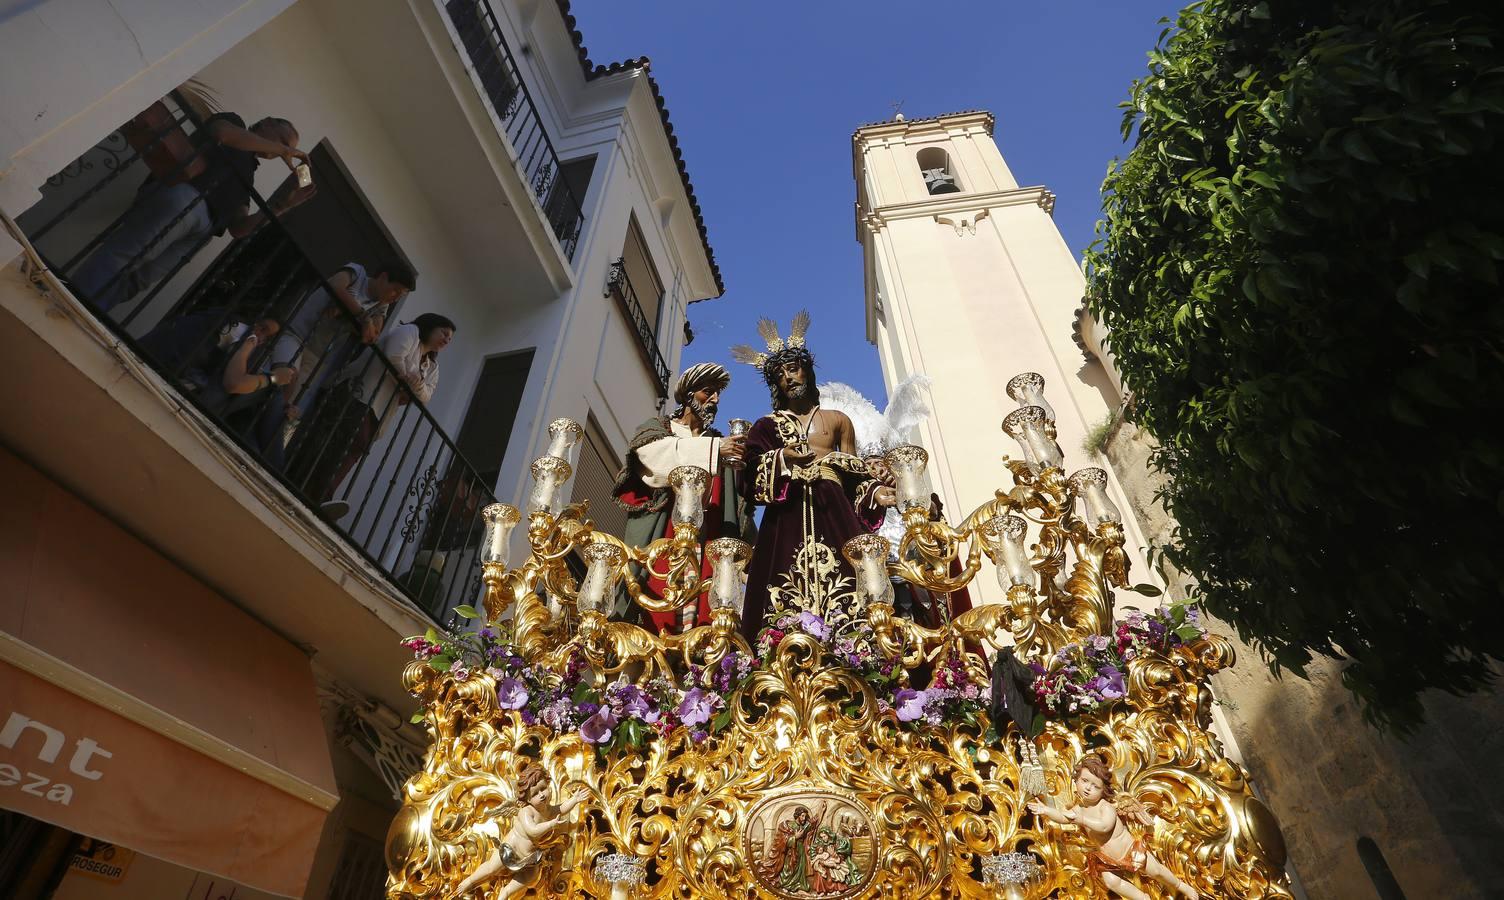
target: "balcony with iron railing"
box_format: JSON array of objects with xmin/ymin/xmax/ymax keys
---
[
  {"xmin": 605, "ymin": 258, "xmax": 671, "ymax": 399},
  {"xmin": 12, "ymin": 96, "xmax": 493, "ymax": 624},
  {"xmin": 442, "ymin": 0, "xmax": 586, "ymax": 260}
]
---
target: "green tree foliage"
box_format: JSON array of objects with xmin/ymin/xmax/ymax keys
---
[{"xmin": 1084, "ymin": 0, "xmax": 1504, "ymax": 731}]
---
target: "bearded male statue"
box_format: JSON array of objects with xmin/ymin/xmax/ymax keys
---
[
  {"xmin": 612, "ymin": 363, "xmax": 757, "ymax": 632},
  {"xmin": 731, "ymin": 313, "xmax": 897, "ymax": 640}
]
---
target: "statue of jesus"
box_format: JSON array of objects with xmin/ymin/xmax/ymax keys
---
[{"xmin": 731, "ymin": 312, "xmax": 897, "ymax": 640}]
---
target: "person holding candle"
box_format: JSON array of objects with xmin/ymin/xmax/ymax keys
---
[
  {"xmin": 611, "ymin": 363, "xmax": 757, "ymax": 633},
  {"xmin": 729, "ymin": 312, "xmax": 897, "ymax": 641}
]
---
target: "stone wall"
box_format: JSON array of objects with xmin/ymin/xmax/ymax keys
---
[{"xmin": 1101, "ymin": 421, "xmax": 1504, "ymax": 900}]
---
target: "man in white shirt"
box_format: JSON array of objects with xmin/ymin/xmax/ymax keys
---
[{"xmin": 611, "ymin": 363, "xmax": 757, "ymax": 632}]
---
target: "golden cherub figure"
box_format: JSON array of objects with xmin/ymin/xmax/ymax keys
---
[
  {"xmin": 454, "ymin": 764, "xmax": 588, "ymax": 898},
  {"xmin": 1028, "ymin": 754, "xmax": 1199, "ymax": 900}
]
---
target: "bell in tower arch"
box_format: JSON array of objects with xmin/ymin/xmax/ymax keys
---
[
  {"xmin": 922, "ymin": 168, "xmax": 961, "ymax": 195},
  {"xmin": 916, "ymin": 146, "xmax": 962, "ymax": 195}
]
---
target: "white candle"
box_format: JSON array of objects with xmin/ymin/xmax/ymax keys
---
[
  {"xmin": 883, "ymin": 445, "xmax": 929, "ymax": 512},
  {"xmin": 705, "ymin": 539, "xmax": 751, "ymax": 610},
  {"xmin": 668, "ymin": 465, "xmax": 709, "ymax": 529},
  {"xmin": 577, "ymin": 543, "xmax": 624, "ymax": 613},
  {"xmin": 981, "ymin": 515, "xmax": 1034, "ymax": 588},
  {"xmin": 528, "ymin": 456, "xmax": 572, "ymax": 515},
  {"xmin": 843, "ymin": 534, "xmax": 894, "ymax": 604},
  {"xmin": 1069, "ymin": 468, "xmax": 1122, "ymax": 524},
  {"xmin": 1006, "ymin": 372, "xmax": 1057, "ymax": 424},
  {"xmin": 545, "ymin": 418, "xmax": 583, "ymax": 464},
  {"xmin": 480, "ymin": 503, "xmax": 520, "ymax": 566}
]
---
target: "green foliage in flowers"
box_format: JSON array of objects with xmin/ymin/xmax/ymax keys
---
[{"xmin": 1083, "ymin": 0, "xmax": 1504, "ymax": 731}]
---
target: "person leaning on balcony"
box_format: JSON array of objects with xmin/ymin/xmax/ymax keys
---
[
  {"xmin": 287, "ymin": 313, "xmax": 456, "ymax": 520},
  {"xmin": 272, "ymin": 259, "xmax": 417, "ymax": 419},
  {"xmin": 71, "ymin": 113, "xmax": 315, "ymax": 312},
  {"xmin": 610, "ymin": 363, "xmax": 758, "ymax": 634}
]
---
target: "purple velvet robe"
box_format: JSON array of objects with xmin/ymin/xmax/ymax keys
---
[{"xmin": 740, "ymin": 412, "xmax": 885, "ymax": 640}]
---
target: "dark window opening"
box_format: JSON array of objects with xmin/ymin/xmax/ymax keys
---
[{"xmin": 454, "ymin": 349, "xmax": 535, "ymax": 489}]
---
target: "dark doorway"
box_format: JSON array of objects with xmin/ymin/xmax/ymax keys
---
[
  {"xmin": 454, "ymin": 349, "xmax": 536, "ymax": 489},
  {"xmin": 274, "ymin": 141, "xmax": 412, "ymax": 282}
]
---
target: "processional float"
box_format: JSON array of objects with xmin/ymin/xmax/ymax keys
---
[{"xmin": 385, "ymin": 376, "xmax": 1292, "ymax": 899}]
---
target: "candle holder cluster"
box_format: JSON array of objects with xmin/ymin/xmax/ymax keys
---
[{"xmin": 387, "ymin": 377, "xmax": 1294, "ymax": 899}]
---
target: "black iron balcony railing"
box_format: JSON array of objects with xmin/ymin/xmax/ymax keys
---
[
  {"xmin": 17, "ymin": 96, "xmax": 493, "ymax": 624},
  {"xmin": 444, "ymin": 0, "xmax": 585, "ymax": 259},
  {"xmin": 605, "ymin": 258, "xmax": 670, "ymax": 399}
]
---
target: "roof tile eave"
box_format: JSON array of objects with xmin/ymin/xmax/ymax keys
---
[{"xmin": 553, "ymin": 1, "xmax": 724, "ymax": 298}]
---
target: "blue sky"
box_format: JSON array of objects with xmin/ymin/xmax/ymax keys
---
[{"xmin": 569, "ymin": 1, "xmax": 1183, "ymax": 420}]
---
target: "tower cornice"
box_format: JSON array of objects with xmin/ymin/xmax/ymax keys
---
[
  {"xmin": 852, "ymin": 110, "xmax": 996, "ymax": 143},
  {"xmin": 856, "ymin": 185, "xmax": 1055, "ymax": 238}
]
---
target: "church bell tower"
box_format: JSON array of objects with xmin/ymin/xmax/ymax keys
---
[{"xmin": 852, "ymin": 111, "xmax": 1147, "ymax": 602}]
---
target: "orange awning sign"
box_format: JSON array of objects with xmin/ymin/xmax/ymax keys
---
[
  {"xmin": 0, "ymin": 663, "xmax": 330, "ymax": 898},
  {"xmin": 0, "ymin": 709, "xmax": 113, "ymax": 807}
]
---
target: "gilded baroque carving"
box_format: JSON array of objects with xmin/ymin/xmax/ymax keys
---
[{"xmin": 386, "ymin": 400, "xmax": 1293, "ymax": 899}]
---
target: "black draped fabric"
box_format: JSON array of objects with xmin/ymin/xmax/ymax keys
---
[{"xmin": 740, "ymin": 412, "xmax": 885, "ymax": 640}]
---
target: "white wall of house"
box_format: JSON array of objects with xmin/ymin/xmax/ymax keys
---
[{"xmin": 2, "ymin": 0, "xmax": 720, "ymax": 561}]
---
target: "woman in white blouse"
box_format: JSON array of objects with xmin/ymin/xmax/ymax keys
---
[{"xmin": 289, "ymin": 313, "xmax": 456, "ymax": 515}]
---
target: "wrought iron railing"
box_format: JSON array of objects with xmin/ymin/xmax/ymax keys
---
[
  {"xmin": 605, "ymin": 258, "xmax": 671, "ymax": 398},
  {"xmin": 17, "ymin": 96, "xmax": 494, "ymax": 624},
  {"xmin": 444, "ymin": 0, "xmax": 585, "ymax": 259}
]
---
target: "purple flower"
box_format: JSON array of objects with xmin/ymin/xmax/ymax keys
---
[
  {"xmin": 798, "ymin": 611, "xmax": 830, "ymax": 641},
  {"xmin": 496, "ymin": 677, "xmax": 529, "ymax": 710},
  {"xmin": 1088, "ymin": 634, "xmax": 1111, "ymax": 652},
  {"xmin": 677, "ymin": 687, "xmax": 722, "ymax": 729},
  {"xmin": 1087, "ymin": 667, "xmax": 1127, "ymax": 701},
  {"xmin": 895, "ymin": 688, "xmax": 928, "ymax": 722},
  {"xmin": 519, "ymin": 709, "xmax": 537, "ymax": 725},
  {"xmin": 613, "ymin": 685, "xmax": 658, "ymax": 723},
  {"xmin": 579, "ymin": 708, "xmax": 617, "ymax": 744},
  {"xmin": 540, "ymin": 698, "xmax": 575, "ymax": 731},
  {"xmin": 450, "ymin": 662, "xmax": 471, "ymax": 682}
]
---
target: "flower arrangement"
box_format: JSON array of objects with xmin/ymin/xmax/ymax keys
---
[
  {"xmin": 402, "ymin": 606, "xmax": 756, "ymax": 755},
  {"xmin": 756, "ymin": 610, "xmax": 988, "ymax": 728},
  {"xmin": 893, "ymin": 653, "xmax": 988, "ymax": 728},
  {"xmin": 757, "ymin": 610, "xmax": 902, "ymax": 699},
  {"xmin": 1030, "ymin": 603, "xmax": 1207, "ymax": 719}
]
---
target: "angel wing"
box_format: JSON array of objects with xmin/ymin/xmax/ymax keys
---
[
  {"xmin": 816, "ymin": 381, "xmax": 890, "ymax": 454},
  {"xmin": 1114, "ymin": 794, "xmax": 1156, "ymax": 828},
  {"xmin": 882, "ymin": 374, "xmax": 933, "ymax": 441}
]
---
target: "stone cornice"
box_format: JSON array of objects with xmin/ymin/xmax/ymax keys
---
[
  {"xmin": 857, "ymin": 185, "xmax": 1056, "ymax": 236},
  {"xmin": 852, "ymin": 110, "xmax": 996, "ymax": 145}
]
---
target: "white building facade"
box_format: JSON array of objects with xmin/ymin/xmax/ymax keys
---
[{"xmin": 0, "ymin": 0, "xmax": 721, "ymax": 896}]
